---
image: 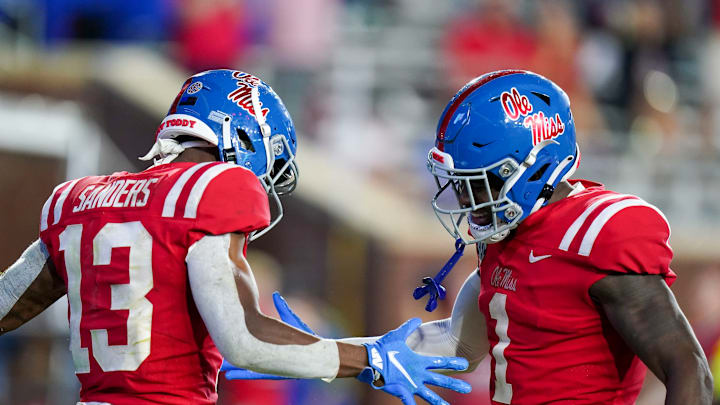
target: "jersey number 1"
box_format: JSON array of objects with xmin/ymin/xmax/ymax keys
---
[
  {"xmin": 59, "ymin": 221, "xmax": 154, "ymax": 373},
  {"xmin": 490, "ymin": 292, "xmax": 513, "ymax": 403}
]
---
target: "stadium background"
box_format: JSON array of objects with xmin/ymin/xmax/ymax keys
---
[{"xmin": 0, "ymin": 0, "xmax": 719, "ymax": 404}]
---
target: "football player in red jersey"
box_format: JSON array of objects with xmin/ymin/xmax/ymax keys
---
[
  {"xmin": 421, "ymin": 70, "xmax": 712, "ymax": 404},
  {"xmin": 230, "ymin": 70, "xmax": 714, "ymax": 404},
  {"xmin": 0, "ymin": 70, "xmax": 473, "ymax": 405}
]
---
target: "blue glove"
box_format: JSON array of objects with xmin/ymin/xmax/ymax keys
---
[
  {"xmin": 271, "ymin": 291, "xmax": 315, "ymax": 334},
  {"xmin": 358, "ymin": 318, "xmax": 471, "ymax": 405},
  {"xmin": 223, "ymin": 292, "xmax": 317, "ymax": 380},
  {"xmin": 225, "ymin": 293, "xmax": 473, "ymax": 405}
]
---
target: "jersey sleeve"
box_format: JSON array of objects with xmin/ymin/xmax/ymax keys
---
[
  {"xmin": 189, "ymin": 165, "xmax": 270, "ymax": 239},
  {"xmin": 586, "ymin": 203, "xmax": 676, "ymax": 284}
]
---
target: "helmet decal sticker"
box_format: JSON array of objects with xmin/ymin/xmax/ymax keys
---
[
  {"xmin": 207, "ymin": 110, "xmax": 229, "ymax": 124},
  {"xmin": 523, "ymin": 111, "xmax": 565, "ymax": 146},
  {"xmin": 155, "ymin": 117, "xmax": 198, "ymax": 137},
  {"xmin": 501, "ymin": 88, "xmax": 533, "ymax": 120},
  {"xmin": 186, "ymin": 81, "xmax": 203, "ymax": 94},
  {"xmin": 500, "ymin": 87, "xmax": 565, "ymax": 146},
  {"xmin": 227, "ymin": 71, "xmax": 269, "ymax": 118}
]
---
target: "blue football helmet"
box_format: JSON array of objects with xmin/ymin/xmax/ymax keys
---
[
  {"xmin": 428, "ymin": 70, "xmax": 579, "ymax": 244},
  {"xmin": 156, "ymin": 69, "xmax": 298, "ymax": 240}
]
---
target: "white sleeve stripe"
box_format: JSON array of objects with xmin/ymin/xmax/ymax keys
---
[
  {"xmin": 558, "ymin": 194, "xmax": 632, "ymax": 251},
  {"xmin": 52, "ymin": 179, "xmax": 80, "ymax": 225},
  {"xmin": 578, "ymin": 199, "xmax": 662, "ymax": 256},
  {"xmin": 40, "ymin": 180, "xmax": 72, "ymax": 231},
  {"xmin": 162, "ymin": 162, "xmax": 214, "ymax": 218},
  {"xmin": 184, "ymin": 164, "xmax": 235, "ymax": 219}
]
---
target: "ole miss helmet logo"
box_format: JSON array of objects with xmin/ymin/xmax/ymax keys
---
[
  {"xmin": 227, "ymin": 71, "xmax": 269, "ymax": 119},
  {"xmin": 501, "ymin": 87, "xmax": 565, "ymax": 146}
]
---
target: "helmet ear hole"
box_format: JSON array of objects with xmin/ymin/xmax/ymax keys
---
[
  {"xmin": 529, "ymin": 163, "xmax": 550, "ymax": 182},
  {"xmin": 236, "ymin": 129, "xmax": 256, "ymax": 152}
]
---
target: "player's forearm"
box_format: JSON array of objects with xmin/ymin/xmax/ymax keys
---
[
  {"xmin": 336, "ymin": 341, "xmax": 370, "ymax": 377},
  {"xmin": 0, "ymin": 273, "xmax": 65, "ymax": 335},
  {"xmin": 0, "ymin": 240, "xmax": 48, "ymax": 319},
  {"xmin": 338, "ymin": 272, "xmax": 488, "ymax": 372},
  {"xmin": 187, "ymin": 234, "xmax": 365, "ymax": 380},
  {"xmin": 243, "ymin": 312, "xmax": 367, "ymax": 378},
  {"xmin": 0, "ymin": 240, "xmax": 64, "ymax": 334},
  {"xmin": 195, "ymin": 289, "xmax": 344, "ymax": 379},
  {"xmin": 408, "ymin": 319, "xmax": 485, "ymax": 373},
  {"xmin": 219, "ymin": 331, "xmax": 341, "ymax": 379},
  {"xmin": 663, "ymin": 353, "xmax": 713, "ymax": 405}
]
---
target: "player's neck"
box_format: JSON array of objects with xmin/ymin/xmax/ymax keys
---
[
  {"xmin": 174, "ymin": 147, "xmax": 220, "ymax": 164},
  {"xmin": 546, "ymin": 181, "xmax": 575, "ymax": 205}
]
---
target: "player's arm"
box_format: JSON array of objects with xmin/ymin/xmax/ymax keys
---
[
  {"xmin": 187, "ymin": 232, "xmax": 365, "ymax": 379},
  {"xmin": 340, "ymin": 271, "xmax": 489, "ymax": 372},
  {"xmin": 589, "ymin": 274, "xmax": 713, "ymax": 405},
  {"xmin": 0, "ymin": 239, "xmax": 66, "ymax": 335}
]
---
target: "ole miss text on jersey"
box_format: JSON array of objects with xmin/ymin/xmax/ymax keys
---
[{"xmin": 477, "ymin": 180, "xmax": 675, "ymax": 404}]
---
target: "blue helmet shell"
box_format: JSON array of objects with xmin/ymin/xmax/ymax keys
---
[
  {"xmin": 160, "ymin": 69, "xmax": 297, "ymax": 186},
  {"xmin": 429, "ymin": 70, "xmax": 579, "ymax": 243},
  {"xmin": 155, "ymin": 69, "xmax": 299, "ymax": 239}
]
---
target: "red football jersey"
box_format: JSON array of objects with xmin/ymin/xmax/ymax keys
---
[
  {"xmin": 38, "ymin": 161, "xmax": 270, "ymax": 405},
  {"xmin": 478, "ymin": 180, "xmax": 676, "ymax": 404}
]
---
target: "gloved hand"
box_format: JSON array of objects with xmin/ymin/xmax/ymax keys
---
[
  {"xmin": 223, "ymin": 293, "xmax": 473, "ymax": 405},
  {"xmin": 222, "ymin": 292, "xmax": 315, "ymax": 380},
  {"xmin": 358, "ymin": 318, "xmax": 471, "ymax": 405}
]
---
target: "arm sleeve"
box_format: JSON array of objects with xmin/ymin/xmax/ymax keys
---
[
  {"xmin": 0, "ymin": 239, "xmax": 50, "ymax": 319},
  {"xmin": 189, "ymin": 166, "xmax": 270, "ymax": 244},
  {"xmin": 186, "ymin": 234, "xmax": 340, "ymax": 379},
  {"xmin": 340, "ymin": 271, "xmax": 488, "ymax": 369},
  {"xmin": 587, "ymin": 204, "xmax": 676, "ymax": 285}
]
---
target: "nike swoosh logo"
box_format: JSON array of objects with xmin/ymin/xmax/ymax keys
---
[
  {"xmin": 387, "ymin": 351, "xmax": 418, "ymax": 388},
  {"xmin": 529, "ymin": 250, "xmax": 552, "ymax": 263}
]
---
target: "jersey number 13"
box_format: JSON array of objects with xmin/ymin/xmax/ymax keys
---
[{"xmin": 59, "ymin": 221, "xmax": 154, "ymax": 374}]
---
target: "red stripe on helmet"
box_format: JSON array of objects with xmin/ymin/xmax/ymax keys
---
[
  {"xmin": 436, "ymin": 70, "xmax": 527, "ymax": 151},
  {"xmin": 168, "ymin": 78, "xmax": 194, "ymax": 116}
]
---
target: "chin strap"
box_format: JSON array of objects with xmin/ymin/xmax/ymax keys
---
[
  {"xmin": 529, "ymin": 146, "xmax": 579, "ymax": 215},
  {"xmin": 248, "ymin": 85, "xmax": 286, "ymax": 242},
  {"xmin": 251, "ymin": 86, "xmax": 274, "ymax": 174},
  {"xmin": 413, "ymin": 238, "xmax": 466, "ymax": 312}
]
